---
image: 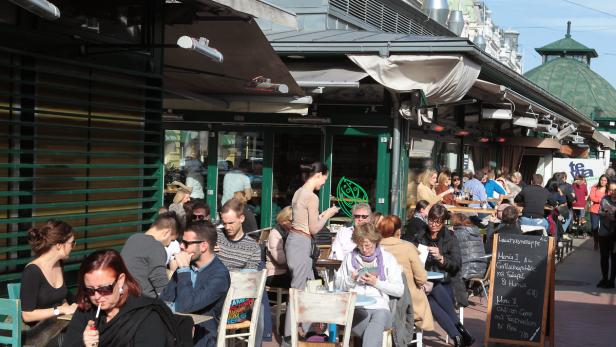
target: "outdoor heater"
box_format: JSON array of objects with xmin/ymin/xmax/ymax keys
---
[{"xmin": 9, "ymin": 0, "xmax": 60, "ymax": 20}]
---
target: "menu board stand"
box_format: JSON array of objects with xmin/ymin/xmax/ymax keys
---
[{"xmin": 484, "ymin": 234, "xmax": 555, "ymax": 346}]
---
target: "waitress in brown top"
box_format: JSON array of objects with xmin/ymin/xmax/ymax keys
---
[{"xmin": 283, "ymin": 162, "xmax": 339, "ymax": 338}]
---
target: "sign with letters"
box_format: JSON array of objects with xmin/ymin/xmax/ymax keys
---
[
  {"xmin": 485, "ymin": 234, "xmax": 555, "ymax": 346},
  {"xmin": 552, "ymin": 158, "xmax": 606, "ymax": 193}
]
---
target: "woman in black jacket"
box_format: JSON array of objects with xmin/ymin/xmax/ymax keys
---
[
  {"xmin": 62, "ymin": 250, "xmax": 189, "ymax": 347},
  {"xmin": 404, "ymin": 200, "xmax": 430, "ymax": 242},
  {"xmin": 414, "ymin": 204, "xmax": 474, "ymax": 347}
]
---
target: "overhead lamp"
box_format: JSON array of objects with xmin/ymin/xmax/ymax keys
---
[
  {"xmin": 9, "ymin": 0, "xmax": 60, "ymax": 20},
  {"xmin": 496, "ymin": 137, "xmax": 506, "ymax": 143},
  {"xmin": 455, "ymin": 130, "xmax": 471, "ymax": 136},
  {"xmin": 478, "ymin": 137, "xmax": 490, "ymax": 143},
  {"xmin": 246, "ymin": 76, "xmax": 289, "ymax": 94},
  {"xmin": 556, "ymin": 124, "xmax": 577, "ymax": 140},
  {"xmin": 177, "ymin": 36, "xmax": 223, "ymax": 63},
  {"xmin": 432, "ymin": 124, "xmax": 446, "ymax": 132},
  {"xmin": 482, "ymin": 108, "xmax": 513, "ymax": 120},
  {"xmin": 513, "ymin": 116, "xmax": 538, "ymax": 128}
]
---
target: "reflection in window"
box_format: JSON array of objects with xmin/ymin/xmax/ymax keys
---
[
  {"xmin": 218, "ymin": 132, "xmax": 263, "ymax": 228},
  {"xmin": 164, "ymin": 130, "xmax": 208, "ymax": 204}
]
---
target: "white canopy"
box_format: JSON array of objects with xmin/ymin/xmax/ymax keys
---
[{"xmin": 348, "ymin": 54, "xmax": 480, "ymax": 103}]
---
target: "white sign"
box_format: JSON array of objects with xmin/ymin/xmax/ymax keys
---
[{"xmin": 552, "ymin": 158, "xmax": 607, "ymax": 191}]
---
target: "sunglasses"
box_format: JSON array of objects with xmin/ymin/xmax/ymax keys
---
[
  {"xmin": 353, "ymin": 214, "xmax": 369, "ymax": 220},
  {"xmin": 428, "ymin": 219, "xmax": 443, "ymax": 225},
  {"xmin": 180, "ymin": 239, "xmax": 204, "ymax": 247},
  {"xmin": 192, "ymin": 214, "xmax": 208, "ymax": 221},
  {"xmin": 84, "ymin": 279, "xmax": 117, "ymax": 296}
]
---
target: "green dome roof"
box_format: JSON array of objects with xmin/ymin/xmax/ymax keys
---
[
  {"xmin": 535, "ymin": 36, "xmax": 598, "ymax": 57},
  {"xmin": 525, "ymin": 57, "xmax": 616, "ymax": 120}
]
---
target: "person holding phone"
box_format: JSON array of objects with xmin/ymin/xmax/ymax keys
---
[
  {"xmin": 283, "ymin": 162, "xmax": 339, "ymax": 340},
  {"xmin": 412, "ymin": 204, "xmax": 473, "ymax": 347},
  {"xmin": 336, "ymin": 223, "xmax": 403, "ymax": 347}
]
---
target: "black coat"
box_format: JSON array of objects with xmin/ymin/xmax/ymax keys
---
[
  {"xmin": 404, "ymin": 216, "xmax": 428, "ymax": 242},
  {"xmin": 413, "ymin": 227, "xmax": 462, "ymax": 282}
]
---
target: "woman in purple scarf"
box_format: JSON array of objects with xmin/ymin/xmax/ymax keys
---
[{"xmin": 336, "ymin": 223, "xmax": 404, "ymax": 347}]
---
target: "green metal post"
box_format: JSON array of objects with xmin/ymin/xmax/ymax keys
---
[
  {"xmin": 319, "ymin": 128, "xmax": 333, "ymax": 212},
  {"xmin": 261, "ymin": 131, "xmax": 274, "ymax": 228},
  {"xmin": 375, "ymin": 133, "xmax": 391, "ymax": 214},
  {"xmin": 207, "ymin": 132, "xmax": 219, "ymax": 220}
]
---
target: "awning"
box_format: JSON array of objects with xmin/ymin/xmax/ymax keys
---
[
  {"xmin": 210, "ymin": 0, "xmax": 297, "ymax": 28},
  {"xmin": 471, "ymin": 79, "xmax": 577, "ymax": 125},
  {"xmin": 506, "ymin": 137, "xmax": 562, "ymax": 150},
  {"xmin": 592, "ymin": 131, "xmax": 615, "ymax": 150},
  {"xmin": 287, "ymin": 62, "xmax": 369, "ymax": 88},
  {"xmin": 347, "ymin": 54, "xmax": 480, "ymax": 103}
]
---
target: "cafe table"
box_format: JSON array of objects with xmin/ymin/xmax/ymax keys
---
[
  {"xmin": 445, "ymin": 206, "xmax": 497, "ymax": 215},
  {"xmin": 427, "ymin": 271, "xmax": 444, "ymax": 280}
]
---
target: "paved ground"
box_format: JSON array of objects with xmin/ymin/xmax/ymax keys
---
[{"xmin": 264, "ymin": 237, "xmax": 615, "ymax": 346}]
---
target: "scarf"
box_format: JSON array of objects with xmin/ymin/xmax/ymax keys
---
[
  {"xmin": 351, "ymin": 245, "xmax": 386, "ymax": 281},
  {"xmin": 414, "ymin": 212, "xmax": 427, "ymax": 224}
]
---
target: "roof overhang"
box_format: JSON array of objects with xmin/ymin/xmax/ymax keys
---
[
  {"xmin": 591, "ymin": 130, "xmax": 615, "ymax": 150},
  {"xmin": 267, "ymin": 30, "xmax": 597, "ymax": 128},
  {"xmin": 209, "ymin": 0, "xmax": 297, "ymax": 28},
  {"xmin": 163, "ymin": 9, "xmax": 302, "ymax": 112}
]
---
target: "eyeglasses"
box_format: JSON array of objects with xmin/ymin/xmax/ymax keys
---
[
  {"xmin": 353, "ymin": 214, "xmax": 369, "ymax": 220},
  {"xmin": 428, "ymin": 219, "xmax": 443, "ymax": 226},
  {"xmin": 453, "ymin": 178, "xmax": 461, "ymax": 181},
  {"xmin": 192, "ymin": 214, "xmax": 208, "ymax": 221},
  {"xmin": 84, "ymin": 279, "xmax": 118, "ymax": 296},
  {"xmin": 180, "ymin": 239, "xmax": 204, "ymax": 247}
]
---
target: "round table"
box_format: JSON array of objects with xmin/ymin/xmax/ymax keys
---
[{"xmin": 427, "ymin": 271, "xmax": 444, "ymax": 280}]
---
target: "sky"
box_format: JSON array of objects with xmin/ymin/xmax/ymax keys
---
[{"xmin": 484, "ymin": 0, "xmax": 616, "ymax": 87}]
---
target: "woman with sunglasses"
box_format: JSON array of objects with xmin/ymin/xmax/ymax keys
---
[
  {"xmin": 413, "ymin": 204, "xmax": 474, "ymax": 347},
  {"xmin": 21, "ymin": 220, "xmax": 77, "ymax": 345},
  {"xmin": 63, "ymin": 249, "xmax": 184, "ymax": 347},
  {"xmin": 283, "ymin": 162, "xmax": 339, "ymax": 340}
]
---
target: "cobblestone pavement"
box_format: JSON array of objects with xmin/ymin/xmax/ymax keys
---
[{"xmin": 264, "ymin": 237, "xmax": 615, "ymax": 346}]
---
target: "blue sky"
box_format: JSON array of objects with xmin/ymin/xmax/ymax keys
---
[{"xmin": 484, "ymin": 0, "xmax": 616, "ymax": 86}]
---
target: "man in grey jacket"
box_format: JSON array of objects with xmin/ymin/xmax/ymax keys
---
[{"xmin": 121, "ymin": 212, "xmax": 181, "ymax": 298}]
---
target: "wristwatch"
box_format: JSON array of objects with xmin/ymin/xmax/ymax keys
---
[{"xmin": 53, "ymin": 306, "xmax": 60, "ymax": 316}]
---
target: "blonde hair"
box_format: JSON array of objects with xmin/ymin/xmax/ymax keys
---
[
  {"xmin": 437, "ymin": 172, "xmax": 450, "ymax": 186},
  {"xmin": 172, "ymin": 189, "xmax": 190, "ymax": 204},
  {"xmin": 420, "ymin": 169, "xmax": 438, "ymax": 188},
  {"xmin": 233, "ymin": 191, "xmax": 248, "ymax": 204},
  {"xmin": 351, "ymin": 222, "xmax": 382, "ymax": 245},
  {"xmin": 276, "ymin": 206, "xmax": 293, "ymax": 229}
]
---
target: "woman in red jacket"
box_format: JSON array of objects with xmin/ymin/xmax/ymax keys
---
[{"xmin": 589, "ymin": 175, "xmax": 608, "ymax": 250}]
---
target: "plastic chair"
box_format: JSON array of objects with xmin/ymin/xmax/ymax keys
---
[
  {"xmin": 7, "ymin": 283, "xmax": 20, "ymax": 300},
  {"xmin": 217, "ymin": 270, "xmax": 267, "ymax": 347},
  {"xmin": 289, "ymin": 288, "xmax": 356, "ymax": 347},
  {"xmin": 0, "ymin": 298, "xmax": 22, "ymax": 347}
]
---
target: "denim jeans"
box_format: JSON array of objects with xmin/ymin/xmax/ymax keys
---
[{"xmin": 520, "ymin": 216, "xmax": 549, "ymax": 232}]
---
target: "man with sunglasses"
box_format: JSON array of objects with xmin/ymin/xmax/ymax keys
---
[
  {"xmin": 121, "ymin": 212, "xmax": 181, "ymax": 299},
  {"xmin": 190, "ymin": 200, "xmax": 211, "ymax": 222},
  {"xmin": 161, "ymin": 221, "xmax": 230, "ymax": 347},
  {"xmin": 329, "ymin": 203, "xmax": 372, "ymax": 260}
]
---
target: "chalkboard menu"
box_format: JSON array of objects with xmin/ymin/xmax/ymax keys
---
[{"xmin": 485, "ymin": 234, "xmax": 555, "ymax": 346}]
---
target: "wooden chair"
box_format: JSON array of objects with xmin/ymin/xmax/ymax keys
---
[
  {"xmin": 7, "ymin": 283, "xmax": 20, "ymax": 300},
  {"xmin": 265, "ymin": 286, "xmax": 289, "ymax": 336},
  {"xmin": 0, "ymin": 298, "xmax": 22, "ymax": 347},
  {"xmin": 217, "ymin": 270, "xmax": 267, "ymax": 347},
  {"xmin": 289, "ymin": 288, "xmax": 356, "ymax": 347},
  {"xmin": 467, "ymin": 260, "xmax": 491, "ymax": 303},
  {"xmin": 317, "ymin": 245, "xmax": 332, "ymax": 259}
]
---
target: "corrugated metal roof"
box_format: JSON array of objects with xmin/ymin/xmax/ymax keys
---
[{"xmin": 265, "ymin": 29, "xmax": 459, "ymax": 43}]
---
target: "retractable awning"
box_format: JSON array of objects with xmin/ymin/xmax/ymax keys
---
[
  {"xmin": 592, "ymin": 131, "xmax": 615, "ymax": 150},
  {"xmin": 348, "ymin": 54, "xmax": 480, "ymax": 103},
  {"xmin": 210, "ymin": 0, "xmax": 297, "ymax": 28},
  {"xmin": 287, "ymin": 62, "xmax": 369, "ymax": 88}
]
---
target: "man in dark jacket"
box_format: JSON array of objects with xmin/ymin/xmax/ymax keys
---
[
  {"xmin": 515, "ymin": 174, "xmax": 555, "ymax": 232},
  {"xmin": 161, "ymin": 221, "xmax": 230, "ymax": 347}
]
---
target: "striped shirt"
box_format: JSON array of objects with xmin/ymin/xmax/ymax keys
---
[{"xmin": 216, "ymin": 230, "xmax": 261, "ymax": 271}]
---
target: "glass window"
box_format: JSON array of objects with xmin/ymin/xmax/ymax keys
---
[
  {"xmin": 217, "ymin": 131, "xmax": 264, "ymax": 227},
  {"xmin": 271, "ymin": 133, "xmax": 321, "ymax": 226},
  {"xmin": 164, "ymin": 130, "xmax": 208, "ymax": 205}
]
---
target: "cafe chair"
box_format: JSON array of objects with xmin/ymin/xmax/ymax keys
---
[
  {"xmin": 217, "ymin": 270, "xmax": 267, "ymax": 347},
  {"xmin": 410, "ymin": 327, "xmax": 423, "ymax": 347},
  {"xmin": 467, "ymin": 258, "xmax": 492, "ymax": 304},
  {"xmin": 7, "ymin": 283, "xmax": 20, "ymax": 300},
  {"xmin": 0, "ymin": 298, "xmax": 22, "ymax": 347},
  {"xmin": 289, "ymin": 288, "xmax": 357, "ymax": 347},
  {"xmin": 266, "ymin": 286, "xmax": 289, "ymax": 336}
]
